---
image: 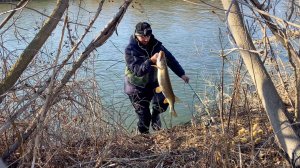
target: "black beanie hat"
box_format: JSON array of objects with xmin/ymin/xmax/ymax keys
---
[{"xmin": 135, "ymin": 22, "xmax": 152, "ymax": 36}]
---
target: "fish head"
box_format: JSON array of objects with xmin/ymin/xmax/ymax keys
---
[{"xmin": 157, "ymin": 51, "xmax": 167, "ymax": 68}]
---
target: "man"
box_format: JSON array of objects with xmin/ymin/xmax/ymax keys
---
[{"xmin": 124, "ymin": 22, "xmax": 189, "ymax": 134}]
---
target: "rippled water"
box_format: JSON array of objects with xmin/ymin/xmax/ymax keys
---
[{"xmin": 0, "ymin": 0, "xmax": 230, "ymax": 127}]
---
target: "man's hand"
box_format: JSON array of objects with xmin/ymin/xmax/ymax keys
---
[
  {"xmin": 150, "ymin": 53, "xmax": 159, "ymax": 63},
  {"xmin": 181, "ymin": 75, "xmax": 190, "ymax": 83}
]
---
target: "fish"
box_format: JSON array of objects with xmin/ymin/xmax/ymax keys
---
[{"xmin": 154, "ymin": 50, "xmax": 179, "ymax": 117}]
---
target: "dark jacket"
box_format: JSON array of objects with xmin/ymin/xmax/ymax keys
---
[{"xmin": 124, "ymin": 34, "xmax": 185, "ymax": 95}]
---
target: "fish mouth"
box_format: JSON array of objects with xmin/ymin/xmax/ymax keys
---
[
  {"xmin": 158, "ymin": 51, "xmax": 165, "ymax": 62},
  {"xmin": 157, "ymin": 55, "xmax": 162, "ymax": 62}
]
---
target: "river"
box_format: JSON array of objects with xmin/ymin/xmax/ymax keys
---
[{"xmin": 0, "ymin": 0, "xmax": 230, "ymax": 129}]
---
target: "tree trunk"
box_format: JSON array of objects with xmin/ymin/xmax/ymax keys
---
[
  {"xmin": 221, "ymin": 0, "xmax": 300, "ymax": 166},
  {"xmin": 0, "ymin": 0, "xmax": 69, "ymax": 103},
  {"xmin": 249, "ymin": 0, "xmax": 300, "ymax": 122}
]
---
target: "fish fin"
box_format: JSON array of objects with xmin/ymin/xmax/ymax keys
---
[
  {"xmin": 155, "ymin": 87, "xmax": 162, "ymax": 93},
  {"xmin": 163, "ymin": 98, "xmax": 169, "ymax": 104},
  {"xmin": 174, "ymin": 95, "xmax": 181, "ymax": 103},
  {"xmin": 151, "ymin": 65, "xmax": 163, "ymax": 70},
  {"xmin": 171, "ymin": 109, "xmax": 178, "ymax": 117},
  {"xmin": 115, "ymin": 27, "xmax": 118, "ymax": 36}
]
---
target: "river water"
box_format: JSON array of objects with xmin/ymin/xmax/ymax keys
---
[{"xmin": 0, "ymin": 0, "xmax": 230, "ymax": 128}]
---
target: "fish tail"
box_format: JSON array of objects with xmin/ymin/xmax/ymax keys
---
[
  {"xmin": 172, "ymin": 110, "xmax": 178, "ymax": 117},
  {"xmin": 170, "ymin": 108, "xmax": 178, "ymax": 117},
  {"xmin": 174, "ymin": 95, "xmax": 180, "ymax": 103}
]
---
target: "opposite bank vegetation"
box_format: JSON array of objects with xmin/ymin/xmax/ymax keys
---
[{"xmin": 0, "ymin": 0, "xmax": 300, "ymax": 167}]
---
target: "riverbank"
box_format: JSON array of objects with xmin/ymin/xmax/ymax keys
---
[{"xmin": 2, "ymin": 108, "xmax": 290, "ymax": 167}]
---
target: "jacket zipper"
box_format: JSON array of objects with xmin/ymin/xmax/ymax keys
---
[{"xmin": 138, "ymin": 41, "xmax": 158, "ymax": 58}]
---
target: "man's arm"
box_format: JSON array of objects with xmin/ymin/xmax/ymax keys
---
[{"xmin": 161, "ymin": 46, "xmax": 189, "ymax": 83}]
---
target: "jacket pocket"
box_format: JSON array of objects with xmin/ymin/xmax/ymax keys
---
[{"xmin": 125, "ymin": 66, "xmax": 149, "ymax": 88}]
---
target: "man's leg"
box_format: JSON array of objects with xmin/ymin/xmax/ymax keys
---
[
  {"xmin": 129, "ymin": 92, "xmax": 153, "ymax": 134},
  {"xmin": 151, "ymin": 92, "xmax": 168, "ymax": 130}
]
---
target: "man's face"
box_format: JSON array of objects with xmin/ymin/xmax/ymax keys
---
[{"xmin": 136, "ymin": 35, "xmax": 150, "ymax": 45}]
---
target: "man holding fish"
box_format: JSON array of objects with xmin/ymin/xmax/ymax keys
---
[{"xmin": 124, "ymin": 22, "xmax": 189, "ymax": 134}]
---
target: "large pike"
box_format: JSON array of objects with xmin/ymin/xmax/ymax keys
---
[{"xmin": 155, "ymin": 51, "xmax": 179, "ymax": 117}]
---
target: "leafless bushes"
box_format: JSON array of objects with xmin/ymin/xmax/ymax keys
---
[
  {"xmin": 0, "ymin": 0, "xmax": 299, "ymax": 167},
  {"xmin": 0, "ymin": 0, "xmax": 133, "ymax": 167}
]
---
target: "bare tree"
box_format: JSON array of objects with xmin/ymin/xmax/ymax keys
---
[
  {"xmin": 0, "ymin": 0, "xmax": 133, "ymax": 165},
  {"xmin": 247, "ymin": 0, "xmax": 300, "ymax": 122},
  {"xmin": 0, "ymin": 0, "xmax": 69, "ymax": 103},
  {"xmin": 0, "ymin": 0, "xmax": 30, "ymax": 30},
  {"xmin": 221, "ymin": 0, "xmax": 300, "ymax": 166}
]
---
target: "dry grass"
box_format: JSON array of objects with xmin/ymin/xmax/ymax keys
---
[
  {"xmin": 0, "ymin": 107, "xmax": 291, "ymax": 167},
  {"xmin": 1, "ymin": 0, "xmax": 299, "ymax": 167}
]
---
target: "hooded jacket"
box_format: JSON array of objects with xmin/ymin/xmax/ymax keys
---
[{"xmin": 124, "ymin": 34, "xmax": 185, "ymax": 95}]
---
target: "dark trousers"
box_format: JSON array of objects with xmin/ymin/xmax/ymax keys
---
[{"xmin": 128, "ymin": 89, "xmax": 168, "ymax": 134}]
